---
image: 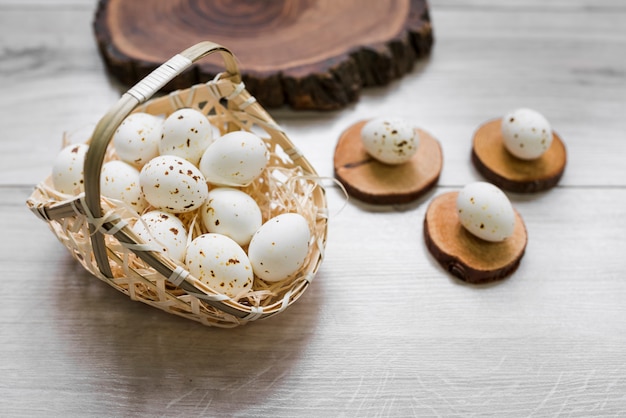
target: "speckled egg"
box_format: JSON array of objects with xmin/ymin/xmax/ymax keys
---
[
  {"xmin": 199, "ymin": 130, "xmax": 269, "ymax": 186},
  {"xmin": 139, "ymin": 155, "xmax": 209, "ymax": 213},
  {"xmin": 131, "ymin": 210, "xmax": 188, "ymax": 262},
  {"xmin": 360, "ymin": 117, "xmax": 419, "ymax": 165},
  {"xmin": 456, "ymin": 182, "xmax": 516, "ymax": 242},
  {"xmin": 185, "ymin": 233, "xmax": 254, "ymax": 298},
  {"xmin": 112, "ymin": 112, "xmax": 162, "ymax": 168},
  {"xmin": 100, "ymin": 160, "xmax": 147, "ymax": 213},
  {"xmin": 52, "ymin": 143, "xmax": 89, "ymax": 195},
  {"xmin": 159, "ymin": 108, "xmax": 214, "ymax": 166},
  {"xmin": 248, "ymin": 213, "xmax": 311, "ymax": 282},
  {"xmin": 200, "ymin": 187, "xmax": 262, "ymax": 247},
  {"xmin": 501, "ymin": 108, "xmax": 553, "ymax": 160}
]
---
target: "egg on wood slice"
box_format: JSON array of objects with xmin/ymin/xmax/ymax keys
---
[
  {"xmin": 501, "ymin": 108, "xmax": 553, "ymax": 160},
  {"xmin": 360, "ymin": 117, "xmax": 419, "ymax": 164},
  {"xmin": 456, "ymin": 182, "xmax": 515, "ymax": 242}
]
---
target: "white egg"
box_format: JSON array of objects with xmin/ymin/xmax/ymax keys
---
[
  {"xmin": 501, "ymin": 108, "xmax": 553, "ymax": 160},
  {"xmin": 248, "ymin": 213, "xmax": 311, "ymax": 282},
  {"xmin": 159, "ymin": 108, "xmax": 214, "ymax": 166},
  {"xmin": 200, "ymin": 187, "xmax": 262, "ymax": 247},
  {"xmin": 185, "ymin": 233, "xmax": 253, "ymax": 298},
  {"xmin": 360, "ymin": 117, "xmax": 419, "ymax": 164},
  {"xmin": 100, "ymin": 160, "xmax": 147, "ymax": 213},
  {"xmin": 139, "ymin": 155, "xmax": 209, "ymax": 213},
  {"xmin": 113, "ymin": 112, "xmax": 162, "ymax": 168},
  {"xmin": 131, "ymin": 210, "xmax": 188, "ymax": 262},
  {"xmin": 456, "ymin": 182, "xmax": 516, "ymax": 242},
  {"xmin": 52, "ymin": 143, "xmax": 89, "ymax": 195},
  {"xmin": 199, "ymin": 130, "xmax": 269, "ymax": 186}
]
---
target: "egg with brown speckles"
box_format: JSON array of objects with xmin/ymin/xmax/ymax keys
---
[
  {"xmin": 101, "ymin": 160, "xmax": 147, "ymax": 213},
  {"xmin": 113, "ymin": 112, "xmax": 162, "ymax": 168},
  {"xmin": 360, "ymin": 117, "xmax": 419, "ymax": 164},
  {"xmin": 501, "ymin": 108, "xmax": 553, "ymax": 160},
  {"xmin": 200, "ymin": 187, "xmax": 262, "ymax": 247},
  {"xmin": 456, "ymin": 182, "xmax": 515, "ymax": 242},
  {"xmin": 185, "ymin": 233, "xmax": 253, "ymax": 298},
  {"xmin": 131, "ymin": 210, "xmax": 188, "ymax": 262},
  {"xmin": 199, "ymin": 130, "xmax": 269, "ymax": 187},
  {"xmin": 52, "ymin": 143, "xmax": 89, "ymax": 195},
  {"xmin": 159, "ymin": 108, "xmax": 214, "ymax": 166},
  {"xmin": 139, "ymin": 155, "xmax": 209, "ymax": 213},
  {"xmin": 248, "ymin": 213, "xmax": 311, "ymax": 282}
]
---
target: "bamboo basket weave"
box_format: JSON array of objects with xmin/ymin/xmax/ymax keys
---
[{"xmin": 26, "ymin": 41, "xmax": 328, "ymax": 328}]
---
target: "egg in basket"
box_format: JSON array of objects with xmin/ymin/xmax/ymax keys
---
[{"xmin": 27, "ymin": 42, "xmax": 328, "ymax": 328}]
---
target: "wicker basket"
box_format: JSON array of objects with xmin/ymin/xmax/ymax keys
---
[{"xmin": 26, "ymin": 41, "xmax": 328, "ymax": 328}]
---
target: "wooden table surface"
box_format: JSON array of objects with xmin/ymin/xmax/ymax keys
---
[{"xmin": 2, "ymin": 1, "xmax": 625, "ymax": 416}]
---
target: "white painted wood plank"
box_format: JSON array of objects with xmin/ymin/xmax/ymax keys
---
[{"xmin": 0, "ymin": 6, "xmax": 121, "ymax": 185}]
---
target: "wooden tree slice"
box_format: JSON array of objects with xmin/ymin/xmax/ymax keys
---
[
  {"xmin": 424, "ymin": 192, "xmax": 528, "ymax": 284},
  {"xmin": 334, "ymin": 120, "xmax": 443, "ymax": 205},
  {"xmin": 472, "ymin": 119, "xmax": 567, "ymax": 193},
  {"xmin": 93, "ymin": 0, "xmax": 433, "ymax": 110}
]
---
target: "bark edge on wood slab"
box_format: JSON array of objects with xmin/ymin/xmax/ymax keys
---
[{"xmin": 92, "ymin": 0, "xmax": 434, "ymax": 110}]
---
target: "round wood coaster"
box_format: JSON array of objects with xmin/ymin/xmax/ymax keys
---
[
  {"xmin": 334, "ymin": 120, "xmax": 443, "ymax": 205},
  {"xmin": 423, "ymin": 191, "xmax": 527, "ymax": 284},
  {"xmin": 93, "ymin": 0, "xmax": 434, "ymax": 110},
  {"xmin": 471, "ymin": 119, "xmax": 567, "ymax": 193}
]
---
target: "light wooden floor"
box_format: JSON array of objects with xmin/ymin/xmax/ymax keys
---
[{"xmin": 2, "ymin": 1, "xmax": 626, "ymax": 416}]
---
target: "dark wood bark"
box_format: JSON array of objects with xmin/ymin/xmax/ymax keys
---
[{"xmin": 93, "ymin": 0, "xmax": 433, "ymax": 110}]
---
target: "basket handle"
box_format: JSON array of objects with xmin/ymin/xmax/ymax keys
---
[{"xmin": 84, "ymin": 41, "xmax": 240, "ymax": 278}]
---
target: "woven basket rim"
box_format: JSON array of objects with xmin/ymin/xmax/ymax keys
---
[{"xmin": 26, "ymin": 41, "xmax": 328, "ymax": 327}]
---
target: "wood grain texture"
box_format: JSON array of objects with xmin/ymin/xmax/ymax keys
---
[
  {"xmin": 92, "ymin": 0, "xmax": 433, "ymax": 110},
  {"xmin": 2, "ymin": 0, "xmax": 626, "ymax": 416}
]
